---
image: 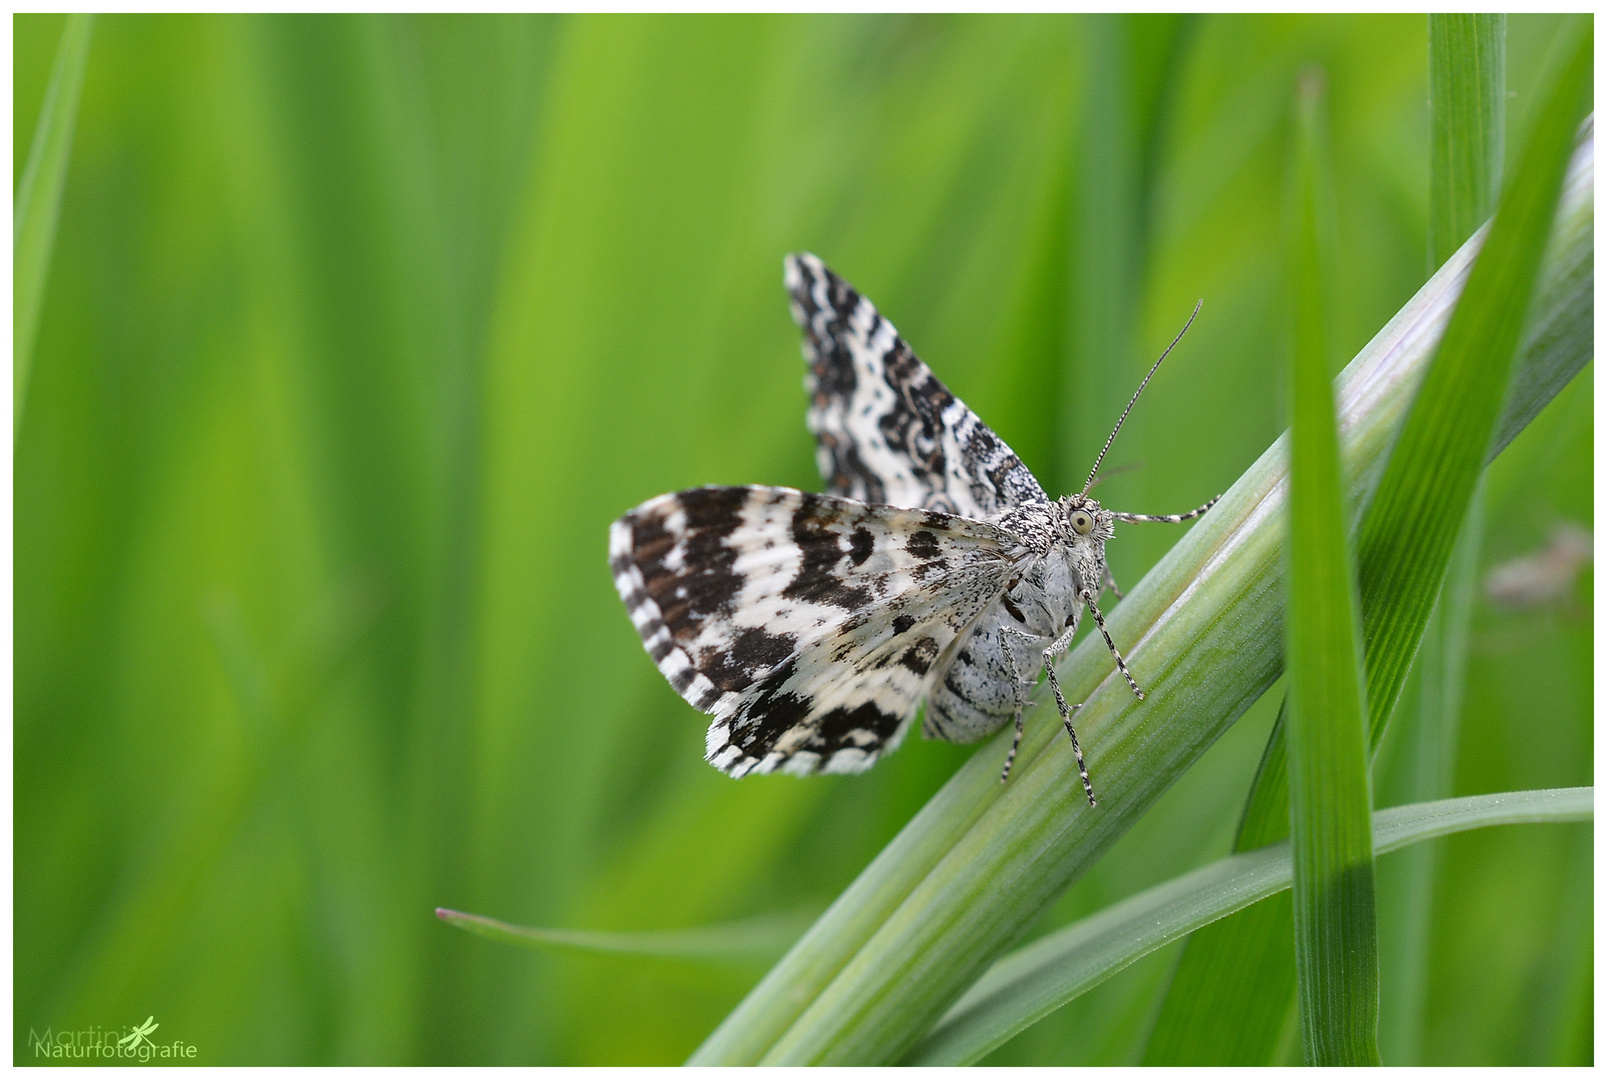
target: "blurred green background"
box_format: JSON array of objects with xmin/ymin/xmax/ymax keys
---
[{"xmin": 14, "ymin": 13, "xmax": 1590, "ymax": 1065}]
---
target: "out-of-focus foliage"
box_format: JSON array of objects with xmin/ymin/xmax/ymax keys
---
[
  {"xmin": 14, "ymin": 13, "xmax": 1590, "ymax": 1065},
  {"xmin": 14, "ymin": 13, "xmax": 92, "ymax": 425}
]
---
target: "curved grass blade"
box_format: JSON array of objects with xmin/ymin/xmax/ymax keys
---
[
  {"xmin": 688, "ymin": 132, "xmax": 1594, "ymax": 1066},
  {"xmin": 905, "ymin": 788, "xmax": 1592, "ymax": 1065},
  {"xmin": 14, "ymin": 13, "xmax": 93, "ymax": 436},
  {"xmin": 1141, "ymin": 28, "xmax": 1590, "ymax": 1058},
  {"xmin": 435, "ymin": 906, "xmax": 815, "ymax": 965},
  {"xmin": 1285, "ymin": 68, "xmax": 1379, "ymax": 1066}
]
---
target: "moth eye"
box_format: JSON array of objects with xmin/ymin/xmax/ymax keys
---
[{"xmin": 1070, "ymin": 511, "xmax": 1094, "ymax": 536}]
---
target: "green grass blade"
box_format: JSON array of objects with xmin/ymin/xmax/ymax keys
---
[
  {"xmin": 1386, "ymin": 18, "xmax": 1502, "ymax": 1061},
  {"xmin": 906, "ymin": 787, "xmax": 1592, "ymax": 1066},
  {"xmin": 1141, "ymin": 36, "xmax": 1588, "ymax": 1062},
  {"xmin": 1284, "ymin": 68, "xmax": 1379, "ymax": 1066},
  {"xmin": 1378, "ymin": 488, "xmax": 1483, "ymax": 1063},
  {"xmin": 434, "ymin": 907, "xmax": 813, "ymax": 964},
  {"xmin": 13, "ymin": 12, "xmax": 93, "ymax": 436},
  {"xmin": 688, "ymin": 135, "xmax": 1594, "ymax": 1067},
  {"xmin": 1430, "ymin": 15, "xmax": 1506, "ymax": 269},
  {"xmin": 1358, "ymin": 23, "xmax": 1591, "ymax": 748}
]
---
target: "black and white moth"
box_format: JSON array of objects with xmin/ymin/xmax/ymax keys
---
[{"xmin": 610, "ymin": 254, "xmax": 1216, "ymax": 805}]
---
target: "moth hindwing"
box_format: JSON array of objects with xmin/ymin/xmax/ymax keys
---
[{"xmin": 611, "ymin": 255, "xmax": 1218, "ymax": 804}]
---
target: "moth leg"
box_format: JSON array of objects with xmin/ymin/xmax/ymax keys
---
[
  {"xmin": 1110, "ymin": 494, "xmax": 1221, "ymax": 524},
  {"xmin": 1041, "ymin": 612, "xmax": 1097, "ymax": 807},
  {"xmin": 1102, "ymin": 563, "xmax": 1125, "ymax": 601},
  {"xmin": 998, "ymin": 626, "xmax": 1040, "ymax": 784},
  {"xmin": 1086, "ymin": 597, "xmax": 1145, "ymax": 700}
]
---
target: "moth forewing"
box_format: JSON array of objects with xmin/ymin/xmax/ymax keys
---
[{"xmin": 610, "ymin": 484, "xmax": 1024, "ymax": 778}]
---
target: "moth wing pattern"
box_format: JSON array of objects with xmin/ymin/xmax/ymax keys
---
[
  {"xmin": 610, "ymin": 485, "xmax": 1027, "ymax": 777},
  {"xmin": 785, "ymin": 252, "xmax": 1049, "ymax": 518}
]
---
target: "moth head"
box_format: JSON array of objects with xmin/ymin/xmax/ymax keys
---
[{"xmin": 1056, "ymin": 495, "xmax": 1113, "ymax": 545}]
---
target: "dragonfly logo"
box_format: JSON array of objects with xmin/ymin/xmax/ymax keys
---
[{"xmin": 117, "ymin": 1016, "xmax": 159, "ymax": 1052}]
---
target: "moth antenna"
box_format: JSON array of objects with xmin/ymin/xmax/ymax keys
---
[
  {"xmin": 1085, "ymin": 460, "xmax": 1144, "ymax": 493},
  {"xmin": 1081, "ymin": 300, "xmax": 1203, "ymax": 498}
]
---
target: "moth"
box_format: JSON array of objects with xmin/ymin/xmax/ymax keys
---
[{"xmin": 610, "ymin": 254, "xmax": 1216, "ymax": 805}]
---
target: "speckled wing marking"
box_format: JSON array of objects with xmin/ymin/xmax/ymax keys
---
[
  {"xmin": 785, "ymin": 252, "xmax": 1048, "ymax": 518},
  {"xmin": 610, "ymin": 485, "xmax": 1026, "ymax": 777}
]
